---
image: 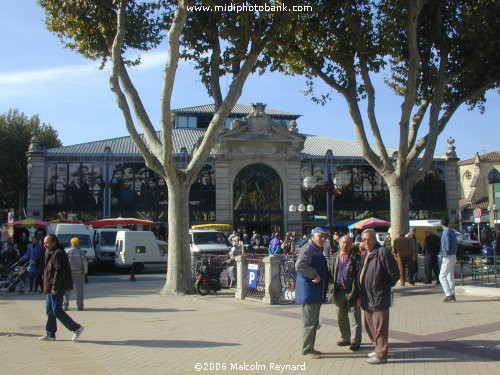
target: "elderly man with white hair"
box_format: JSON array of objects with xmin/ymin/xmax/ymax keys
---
[{"xmin": 358, "ymin": 229, "xmax": 399, "ymax": 365}]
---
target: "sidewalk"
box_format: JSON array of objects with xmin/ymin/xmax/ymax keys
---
[{"xmin": 1, "ymin": 274, "xmax": 499, "ymax": 374}]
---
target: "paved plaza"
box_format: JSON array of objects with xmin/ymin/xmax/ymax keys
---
[{"xmin": 1, "ymin": 273, "xmax": 499, "ymax": 375}]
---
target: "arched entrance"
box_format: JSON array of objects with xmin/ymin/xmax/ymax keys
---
[{"xmin": 233, "ymin": 163, "xmax": 283, "ymax": 236}]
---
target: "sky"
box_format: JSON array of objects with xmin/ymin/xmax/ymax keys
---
[{"xmin": 0, "ymin": 1, "xmax": 498, "ymax": 161}]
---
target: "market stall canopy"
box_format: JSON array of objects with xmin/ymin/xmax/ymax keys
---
[
  {"xmin": 12, "ymin": 218, "xmax": 48, "ymax": 228},
  {"xmin": 348, "ymin": 217, "xmax": 390, "ymax": 230},
  {"xmin": 88, "ymin": 218, "xmax": 153, "ymax": 228}
]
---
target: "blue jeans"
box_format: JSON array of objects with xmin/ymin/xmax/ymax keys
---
[{"xmin": 45, "ymin": 293, "xmax": 81, "ymax": 337}]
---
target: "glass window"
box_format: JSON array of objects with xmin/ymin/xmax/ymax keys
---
[
  {"xmin": 177, "ymin": 116, "xmax": 187, "ymax": 127},
  {"xmin": 187, "ymin": 116, "xmax": 197, "ymax": 128},
  {"xmin": 135, "ymin": 246, "xmax": 146, "ymax": 254},
  {"xmin": 192, "ymin": 231, "xmax": 226, "ymax": 245},
  {"xmin": 100, "ymin": 232, "xmax": 118, "ymax": 246},
  {"xmin": 234, "ymin": 164, "xmax": 282, "ymax": 211}
]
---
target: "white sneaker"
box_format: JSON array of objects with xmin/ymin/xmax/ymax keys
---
[
  {"xmin": 367, "ymin": 351, "xmax": 377, "ymax": 358},
  {"xmin": 72, "ymin": 326, "xmax": 84, "ymax": 341},
  {"xmin": 39, "ymin": 334, "xmax": 56, "ymax": 341}
]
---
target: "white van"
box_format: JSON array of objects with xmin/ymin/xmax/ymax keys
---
[
  {"xmin": 92, "ymin": 228, "xmax": 130, "ymax": 265},
  {"xmin": 114, "ymin": 231, "xmax": 167, "ymax": 272},
  {"xmin": 189, "ymin": 229, "xmax": 230, "ymax": 255},
  {"xmin": 47, "ymin": 223, "xmax": 97, "ymax": 271}
]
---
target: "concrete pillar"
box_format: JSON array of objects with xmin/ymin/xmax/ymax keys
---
[
  {"xmin": 215, "ymin": 159, "xmax": 230, "ymax": 223},
  {"xmin": 235, "ymin": 255, "xmax": 248, "ymax": 300},
  {"xmin": 445, "ymin": 137, "xmax": 460, "ymax": 224},
  {"xmin": 263, "ymin": 255, "xmax": 282, "ymax": 305},
  {"xmin": 26, "ymin": 132, "xmax": 46, "ymax": 219}
]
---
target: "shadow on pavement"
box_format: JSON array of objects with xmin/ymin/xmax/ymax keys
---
[
  {"xmin": 88, "ymin": 339, "xmax": 241, "ymax": 348},
  {"xmin": 82, "ymin": 307, "xmax": 197, "ymax": 313},
  {"xmin": 390, "ymin": 340, "xmax": 500, "ymax": 362},
  {"xmin": 0, "ymin": 332, "xmax": 41, "ymax": 338}
]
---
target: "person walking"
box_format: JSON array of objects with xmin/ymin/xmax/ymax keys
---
[
  {"xmin": 39, "ymin": 234, "xmax": 84, "ymax": 341},
  {"xmin": 423, "ymin": 228, "xmax": 441, "ymax": 284},
  {"xmin": 392, "ymin": 232, "xmax": 415, "ymax": 286},
  {"xmin": 358, "ymin": 229, "xmax": 400, "ymax": 365},
  {"xmin": 439, "ymin": 217, "xmax": 458, "ymax": 302},
  {"xmin": 295, "ymin": 227, "xmax": 329, "ymax": 359},
  {"xmin": 328, "ymin": 235, "xmax": 362, "ymax": 351},
  {"xmin": 19, "ymin": 236, "xmax": 45, "ymax": 292},
  {"xmin": 406, "ymin": 227, "xmax": 421, "ymax": 282},
  {"xmin": 64, "ymin": 237, "xmax": 88, "ymax": 311}
]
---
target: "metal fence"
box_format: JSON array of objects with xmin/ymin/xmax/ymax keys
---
[{"xmin": 269, "ymin": 255, "xmax": 297, "ymax": 304}]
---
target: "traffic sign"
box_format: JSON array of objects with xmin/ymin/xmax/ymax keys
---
[
  {"xmin": 473, "ymin": 208, "xmax": 482, "ymax": 218},
  {"xmin": 474, "ymin": 217, "xmax": 481, "ymax": 223}
]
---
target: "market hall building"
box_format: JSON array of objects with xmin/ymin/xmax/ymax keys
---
[{"xmin": 26, "ymin": 103, "xmax": 460, "ymax": 235}]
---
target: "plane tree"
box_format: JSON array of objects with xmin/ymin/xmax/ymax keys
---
[
  {"xmin": 0, "ymin": 109, "xmax": 61, "ymax": 215},
  {"xmin": 269, "ymin": 0, "xmax": 500, "ymax": 237},
  {"xmin": 38, "ymin": 0, "xmax": 296, "ymax": 294}
]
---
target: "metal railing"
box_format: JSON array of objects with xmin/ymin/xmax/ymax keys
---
[
  {"xmin": 269, "ymin": 255, "xmax": 297, "ymax": 304},
  {"xmin": 460, "ymin": 254, "xmax": 499, "ymax": 288}
]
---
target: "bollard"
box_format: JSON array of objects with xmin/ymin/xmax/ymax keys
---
[{"xmin": 129, "ymin": 265, "xmax": 136, "ymax": 282}]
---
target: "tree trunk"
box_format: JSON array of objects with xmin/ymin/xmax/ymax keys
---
[
  {"xmin": 387, "ymin": 180, "xmax": 411, "ymax": 244},
  {"xmin": 161, "ymin": 175, "xmax": 192, "ymax": 295}
]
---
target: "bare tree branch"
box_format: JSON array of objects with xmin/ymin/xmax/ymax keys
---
[
  {"xmin": 397, "ymin": 0, "xmax": 423, "ymax": 176},
  {"xmin": 293, "ymin": 46, "xmax": 348, "ymax": 98},
  {"xmin": 408, "ymin": 99, "xmax": 429, "ymax": 151},
  {"xmin": 160, "ymin": 0, "xmax": 188, "ymax": 174},
  {"xmin": 209, "ymin": 34, "xmax": 223, "ymax": 109},
  {"xmin": 185, "ymin": 25, "xmax": 269, "ymax": 184},
  {"xmin": 108, "ymin": 0, "xmax": 164, "ymax": 166},
  {"xmin": 342, "ymin": 0, "xmax": 392, "ymax": 170}
]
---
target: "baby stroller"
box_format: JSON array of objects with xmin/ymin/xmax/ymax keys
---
[{"xmin": 0, "ymin": 260, "xmax": 35, "ymax": 294}]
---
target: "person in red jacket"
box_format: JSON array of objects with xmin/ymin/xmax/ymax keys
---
[{"xmin": 39, "ymin": 234, "xmax": 84, "ymax": 342}]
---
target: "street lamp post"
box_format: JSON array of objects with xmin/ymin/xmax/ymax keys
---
[
  {"xmin": 289, "ymin": 203, "xmax": 315, "ymax": 237},
  {"xmin": 324, "ymin": 149, "xmax": 350, "ymax": 236}
]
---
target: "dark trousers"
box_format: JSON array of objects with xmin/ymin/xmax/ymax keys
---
[
  {"xmin": 364, "ymin": 309, "xmax": 390, "ymax": 359},
  {"xmin": 28, "ymin": 272, "xmax": 43, "ymax": 291},
  {"xmin": 397, "ymin": 255, "xmax": 413, "ymax": 286},
  {"xmin": 424, "ymin": 255, "xmax": 440, "ymax": 283},
  {"xmin": 45, "ymin": 293, "xmax": 81, "ymax": 337}
]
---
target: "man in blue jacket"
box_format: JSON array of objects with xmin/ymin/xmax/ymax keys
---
[
  {"xmin": 439, "ymin": 217, "xmax": 458, "ymax": 302},
  {"xmin": 295, "ymin": 227, "xmax": 329, "ymax": 359}
]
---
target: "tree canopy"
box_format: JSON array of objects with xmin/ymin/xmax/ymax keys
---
[
  {"xmin": 38, "ymin": 0, "xmax": 300, "ymax": 293},
  {"xmin": 0, "ymin": 109, "xmax": 62, "ymax": 214},
  {"xmin": 268, "ymin": 0, "xmax": 500, "ymax": 234}
]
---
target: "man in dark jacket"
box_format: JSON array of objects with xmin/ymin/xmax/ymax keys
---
[
  {"xmin": 39, "ymin": 234, "xmax": 84, "ymax": 341},
  {"xmin": 295, "ymin": 227, "xmax": 329, "ymax": 359},
  {"xmin": 359, "ymin": 229, "xmax": 400, "ymax": 365},
  {"xmin": 328, "ymin": 235, "xmax": 361, "ymax": 351},
  {"xmin": 423, "ymin": 228, "xmax": 441, "ymax": 284}
]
